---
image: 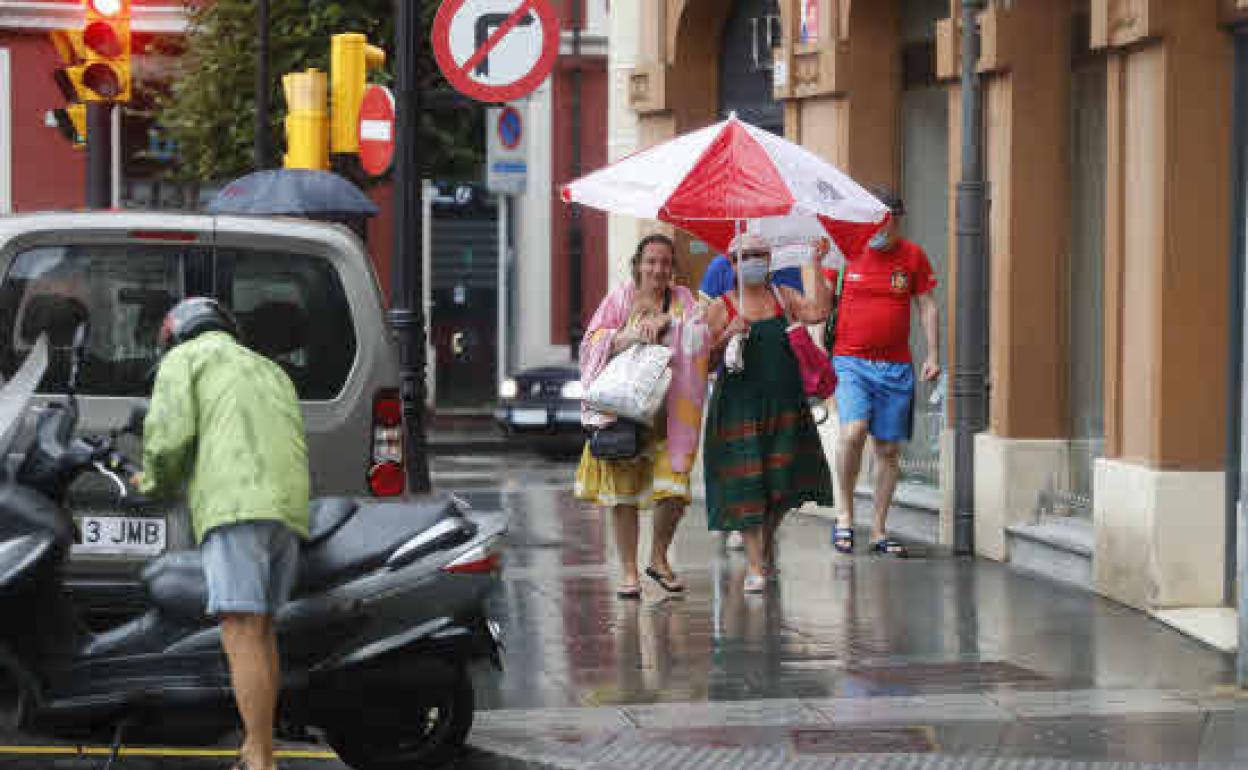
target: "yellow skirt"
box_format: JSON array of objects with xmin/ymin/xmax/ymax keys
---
[{"xmin": 574, "ymin": 436, "xmax": 691, "ymax": 508}]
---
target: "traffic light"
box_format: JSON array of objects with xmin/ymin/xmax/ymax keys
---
[
  {"xmin": 330, "ymin": 33, "xmax": 386, "ymax": 156},
  {"xmin": 53, "ymin": 103, "xmax": 88, "ymax": 145},
  {"xmin": 49, "ymin": 29, "xmax": 87, "ymax": 145},
  {"xmin": 80, "ymin": 0, "xmax": 132, "ymax": 102},
  {"xmin": 283, "ymin": 69, "xmax": 330, "ymax": 170}
]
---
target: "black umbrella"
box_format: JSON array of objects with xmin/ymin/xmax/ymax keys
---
[{"xmin": 206, "ymin": 168, "xmax": 379, "ymax": 218}]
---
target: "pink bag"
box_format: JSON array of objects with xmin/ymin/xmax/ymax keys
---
[
  {"xmin": 786, "ymin": 323, "xmax": 837, "ymax": 401},
  {"xmin": 770, "ymin": 287, "xmax": 836, "ymax": 401}
]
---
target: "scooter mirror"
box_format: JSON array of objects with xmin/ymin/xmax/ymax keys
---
[{"xmin": 125, "ymin": 401, "xmax": 148, "ymax": 436}]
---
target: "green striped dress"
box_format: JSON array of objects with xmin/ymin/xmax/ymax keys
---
[{"xmin": 703, "ymin": 312, "xmax": 834, "ymax": 531}]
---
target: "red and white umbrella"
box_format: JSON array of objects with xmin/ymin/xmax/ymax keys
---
[{"xmin": 561, "ymin": 115, "xmax": 889, "ymax": 262}]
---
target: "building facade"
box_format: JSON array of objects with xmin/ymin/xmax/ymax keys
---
[{"xmin": 610, "ymin": 0, "xmax": 1248, "ymax": 640}]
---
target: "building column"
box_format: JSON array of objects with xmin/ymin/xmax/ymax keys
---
[
  {"xmin": 1092, "ymin": 0, "xmax": 1232, "ymax": 610},
  {"xmin": 939, "ymin": 0, "xmax": 1071, "ymax": 560},
  {"xmin": 773, "ymin": 0, "xmax": 901, "ymax": 188}
]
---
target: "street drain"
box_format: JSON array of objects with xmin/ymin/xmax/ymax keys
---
[
  {"xmin": 845, "ymin": 661, "xmax": 1052, "ymax": 690},
  {"xmin": 791, "ymin": 726, "xmax": 936, "ymax": 754}
]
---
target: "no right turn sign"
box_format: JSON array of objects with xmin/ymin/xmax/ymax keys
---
[{"xmin": 432, "ymin": 0, "xmax": 561, "ymax": 103}]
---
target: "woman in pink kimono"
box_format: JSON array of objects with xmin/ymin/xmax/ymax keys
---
[{"xmin": 575, "ymin": 234, "xmax": 709, "ymax": 599}]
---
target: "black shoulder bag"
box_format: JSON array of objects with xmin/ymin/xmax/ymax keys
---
[
  {"xmin": 587, "ymin": 289, "xmax": 671, "ymax": 461},
  {"xmin": 822, "ymin": 267, "xmax": 846, "ymax": 352}
]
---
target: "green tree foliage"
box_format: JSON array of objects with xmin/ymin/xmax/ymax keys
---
[{"xmin": 155, "ymin": 0, "xmax": 482, "ymax": 183}]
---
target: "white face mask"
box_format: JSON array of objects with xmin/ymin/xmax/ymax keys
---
[{"xmin": 739, "ymin": 259, "xmax": 770, "ymax": 286}]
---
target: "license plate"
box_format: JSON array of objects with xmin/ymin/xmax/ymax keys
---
[
  {"xmin": 73, "ymin": 516, "xmax": 166, "ymax": 556},
  {"xmin": 511, "ymin": 408, "xmax": 548, "ymax": 427}
]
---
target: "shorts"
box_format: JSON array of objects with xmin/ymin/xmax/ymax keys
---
[
  {"xmin": 201, "ymin": 519, "xmax": 301, "ymax": 616},
  {"xmin": 833, "ymin": 356, "xmax": 915, "ymax": 443}
]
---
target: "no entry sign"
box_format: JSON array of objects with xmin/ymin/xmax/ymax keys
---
[
  {"xmin": 432, "ymin": 0, "xmax": 560, "ymax": 103},
  {"xmin": 358, "ymin": 84, "xmax": 396, "ymax": 176}
]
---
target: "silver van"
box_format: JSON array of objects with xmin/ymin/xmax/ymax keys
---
[{"xmin": 0, "ymin": 212, "xmax": 403, "ymax": 612}]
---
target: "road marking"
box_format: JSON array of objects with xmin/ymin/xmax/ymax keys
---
[{"xmin": 0, "ymin": 745, "xmax": 337, "ymax": 759}]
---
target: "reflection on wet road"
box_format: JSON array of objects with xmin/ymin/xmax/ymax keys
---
[{"xmin": 1, "ymin": 452, "xmax": 1242, "ymax": 769}]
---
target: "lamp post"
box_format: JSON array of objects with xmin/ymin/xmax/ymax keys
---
[
  {"xmin": 953, "ymin": 0, "xmax": 988, "ymax": 555},
  {"xmin": 392, "ymin": 0, "xmax": 432, "ymax": 494}
]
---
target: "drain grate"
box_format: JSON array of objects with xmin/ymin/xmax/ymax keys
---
[
  {"xmin": 844, "ymin": 661, "xmax": 1052, "ymax": 690},
  {"xmin": 792, "ymin": 726, "xmax": 936, "ymax": 755}
]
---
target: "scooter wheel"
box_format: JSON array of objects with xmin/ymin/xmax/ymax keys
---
[{"xmin": 326, "ymin": 668, "xmax": 474, "ymax": 770}]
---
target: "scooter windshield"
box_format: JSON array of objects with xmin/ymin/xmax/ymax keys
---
[{"xmin": 0, "ymin": 335, "xmax": 48, "ymax": 463}]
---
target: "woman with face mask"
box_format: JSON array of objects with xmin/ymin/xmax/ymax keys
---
[{"xmin": 702, "ymin": 234, "xmax": 836, "ymax": 594}]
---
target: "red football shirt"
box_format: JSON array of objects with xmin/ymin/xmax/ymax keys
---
[{"xmin": 824, "ymin": 239, "xmax": 936, "ymax": 363}]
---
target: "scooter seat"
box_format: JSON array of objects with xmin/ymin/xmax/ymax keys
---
[
  {"xmin": 297, "ymin": 496, "xmax": 462, "ymax": 592},
  {"xmin": 142, "ymin": 495, "xmax": 463, "ymax": 622}
]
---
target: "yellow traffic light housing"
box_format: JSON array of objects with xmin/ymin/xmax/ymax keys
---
[
  {"xmin": 49, "ymin": 29, "xmax": 88, "ymax": 145},
  {"xmin": 53, "ymin": 103, "xmax": 88, "ymax": 146},
  {"xmin": 81, "ymin": 0, "xmax": 132, "ymax": 102},
  {"xmin": 330, "ymin": 33, "xmax": 386, "ymax": 155},
  {"xmin": 283, "ymin": 69, "xmax": 330, "ymax": 170}
]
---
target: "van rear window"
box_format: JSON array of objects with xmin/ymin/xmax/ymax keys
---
[
  {"xmin": 0, "ymin": 245, "xmax": 189, "ymax": 396},
  {"xmin": 0, "ymin": 244, "xmax": 358, "ymax": 400}
]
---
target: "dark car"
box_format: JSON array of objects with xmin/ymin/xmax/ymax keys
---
[{"xmin": 494, "ymin": 365, "xmax": 586, "ymax": 457}]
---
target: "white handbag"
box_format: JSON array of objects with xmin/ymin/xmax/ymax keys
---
[{"xmin": 584, "ymin": 342, "xmax": 673, "ymax": 425}]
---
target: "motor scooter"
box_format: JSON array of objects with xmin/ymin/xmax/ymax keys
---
[{"xmin": 0, "ymin": 331, "xmax": 506, "ymax": 770}]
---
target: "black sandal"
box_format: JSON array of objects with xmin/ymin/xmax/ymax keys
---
[
  {"xmin": 645, "ymin": 566, "xmax": 685, "ymax": 593},
  {"xmin": 832, "ymin": 526, "xmax": 855, "ymax": 555},
  {"xmin": 617, "ymin": 584, "xmax": 642, "ymax": 600},
  {"xmin": 869, "ymin": 538, "xmax": 909, "ymax": 558}
]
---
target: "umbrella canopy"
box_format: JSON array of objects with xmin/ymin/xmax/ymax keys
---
[
  {"xmin": 561, "ymin": 115, "xmax": 888, "ymax": 260},
  {"xmin": 207, "ymin": 169, "xmax": 379, "ymax": 218}
]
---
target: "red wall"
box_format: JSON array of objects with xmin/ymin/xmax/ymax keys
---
[
  {"xmin": 6, "ymin": 31, "xmax": 86, "ymax": 211},
  {"xmin": 549, "ymin": 55, "xmax": 608, "ymax": 344}
]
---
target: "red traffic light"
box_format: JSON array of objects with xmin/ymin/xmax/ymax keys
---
[
  {"xmin": 83, "ymin": 20, "xmax": 123, "ymax": 57},
  {"xmin": 81, "ymin": 62, "xmax": 122, "ymax": 99},
  {"xmin": 87, "ymin": 0, "xmax": 124, "ymax": 17}
]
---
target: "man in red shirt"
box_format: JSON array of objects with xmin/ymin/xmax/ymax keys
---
[{"xmin": 827, "ymin": 188, "xmax": 940, "ymax": 558}]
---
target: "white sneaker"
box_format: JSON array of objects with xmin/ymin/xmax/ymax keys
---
[{"xmin": 726, "ymin": 531, "xmax": 745, "ymax": 550}]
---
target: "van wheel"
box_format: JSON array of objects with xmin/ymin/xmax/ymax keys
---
[{"xmin": 327, "ymin": 669, "xmax": 474, "ymax": 770}]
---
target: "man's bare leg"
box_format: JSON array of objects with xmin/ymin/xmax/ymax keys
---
[
  {"xmin": 871, "ymin": 440, "xmax": 902, "ymax": 542},
  {"xmin": 221, "ymin": 613, "xmax": 280, "ymax": 770},
  {"xmin": 836, "ymin": 421, "xmax": 870, "ymax": 533}
]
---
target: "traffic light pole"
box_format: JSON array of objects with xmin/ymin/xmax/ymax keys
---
[
  {"xmin": 85, "ymin": 102, "xmax": 112, "ymax": 209},
  {"xmin": 392, "ymin": 0, "xmax": 432, "ymax": 495}
]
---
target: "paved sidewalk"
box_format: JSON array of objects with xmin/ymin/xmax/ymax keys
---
[{"xmin": 451, "ymin": 459, "xmax": 1242, "ymax": 769}]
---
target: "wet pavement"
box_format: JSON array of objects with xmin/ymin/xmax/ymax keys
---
[{"xmin": 4, "ymin": 451, "xmax": 1247, "ymax": 769}]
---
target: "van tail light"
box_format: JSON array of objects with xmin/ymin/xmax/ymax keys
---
[
  {"xmin": 369, "ymin": 389, "xmax": 405, "ymax": 497},
  {"xmin": 443, "ymin": 537, "xmax": 504, "ymax": 575}
]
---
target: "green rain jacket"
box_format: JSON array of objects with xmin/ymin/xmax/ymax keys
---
[{"xmin": 140, "ymin": 331, "xmax": 311, "ymax": 543}]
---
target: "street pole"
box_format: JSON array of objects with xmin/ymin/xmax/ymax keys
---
[
  {"xmin": 255, "ymin": 0, "xmax": 272, "ymax": 169},
  {"xmin": 952, "ymin": 0, "xmax": 988, "ymax": 556},
  {"xmin": 393, "ymin": 0, "xmax": 432, "ymax": 494},
  {"xmin": 566, "ymin": 0, "xmax": 584, "ymax": 359},
  {"xmin": 85, "ymin": 102, "xmax": 112, "ymax": 209}
]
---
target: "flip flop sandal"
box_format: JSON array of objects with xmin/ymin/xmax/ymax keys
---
[
  {"xmin": 869, "ymin": 538, "xmax": 909, "ymax": 558},
  {"xmin": 617, "ymin": 584, "xmax": 642, "ymax": 600},
  {"xmin": 832, "ymin": 526, "xmax": 855, "ymax": 555},
  {"xmin": 645, "ymin": 567, "xmax": 685, "ymax": 593},
  {"xmin": 227, "ymin": 761, "xmax": 253, "ymax": 770}
]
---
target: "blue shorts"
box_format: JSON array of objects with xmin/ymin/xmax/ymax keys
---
[
  {"xmin": 833, "ymin": 356, "xmax": 915, "ymax": 443},
  {"xmin": 202, "ymin": 520, "xmax": 300, "ymax": 616}
]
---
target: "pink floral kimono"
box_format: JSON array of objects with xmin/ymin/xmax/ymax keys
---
[{"xmin": 574, "ymin": 282, "xmax": 710, "ymax": 507}]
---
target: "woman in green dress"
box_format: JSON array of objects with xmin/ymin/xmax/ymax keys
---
[{"xmin": 703, "ymin": 234, "xmax": 835, "ymax": 593}]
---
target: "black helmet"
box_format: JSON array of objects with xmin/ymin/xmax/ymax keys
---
[{"xmin": 158, "ymin": 297, "xmax": 240, "ymax": 352}]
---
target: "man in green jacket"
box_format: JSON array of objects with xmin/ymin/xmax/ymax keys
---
[{"xmin": 139, "ymin": 297, "xmax": 309, "ymax": 770}]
